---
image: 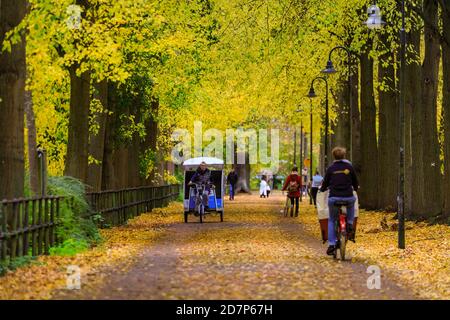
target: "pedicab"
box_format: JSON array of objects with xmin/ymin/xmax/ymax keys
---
[{"xmin": 182, "ymin": 157, "xmax": 225, "ymax": 223}]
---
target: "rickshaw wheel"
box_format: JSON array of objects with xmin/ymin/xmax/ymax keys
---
[
  {"xmin": 220, "ymin": 210, "xmax": 224, "ymax": 222},
  {"xmin": 184, "ymin": 212, "xmax": 188, "ymax": 223}
]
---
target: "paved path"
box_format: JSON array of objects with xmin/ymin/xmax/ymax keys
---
[{"xmin": 54, "ymin": 193, "xmax": 414, "ymax": 300}]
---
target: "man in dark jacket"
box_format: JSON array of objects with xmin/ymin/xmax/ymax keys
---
[
  {"xmin": 320, "ymin": 147, "xmax": 359, "ymax": 256},
  {"xmin": 189, "ymin": 161, "xmax": 212, "ymax": 208},
  {"xmin": 226, "ymin": 168, "xmax": 238, "ymax": 200}
]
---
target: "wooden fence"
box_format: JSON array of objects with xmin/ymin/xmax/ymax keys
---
[
  {"xmin": 0, "ymin": 196, "xmax": 62, "ymax": 263},
  {"xmin": 85, "ymin": 184, "xmax": 180, "ymax": 227},
  {"xmin": 0, "ymin": 184, "xmax": 180, "ymax": 263}
]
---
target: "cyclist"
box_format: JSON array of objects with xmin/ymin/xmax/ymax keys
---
[
  {"xmin": 282, "ymin": 167, "xmax": 302, "ymax": 217},
  {"xmin": 189, "ymin": 161, "xmax": 212, "ymax": 210},
  {"xmin": 319, "ymin": 147, "xmax": 359, "ymax": 256}
]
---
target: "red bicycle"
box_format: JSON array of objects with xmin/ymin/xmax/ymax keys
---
[{"xmin": 332, "ymin": 200, "xmax": 351, "ymax": 260}]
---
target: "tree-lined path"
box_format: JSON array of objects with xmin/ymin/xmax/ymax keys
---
[{"xmin": 53, "ymin": 193, "xmax": 414, "ymax": 300}]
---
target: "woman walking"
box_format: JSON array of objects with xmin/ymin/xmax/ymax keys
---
[
  {"xmin": 311, "ymin": 170, "xmax": 324, "ymax": 207},
  {"xmin": 282, "ymin": 167, "xmax": 302, "ymax": 217}
]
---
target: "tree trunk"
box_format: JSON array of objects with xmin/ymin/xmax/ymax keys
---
[
  {"xmin": 331, "ymin": 79, "xmax": 350, "ymax": 151},
  {"xmin": 408, "ymin": 26, "xmax": 425, "ymax": 216},
  {"xmin": 0, "ymin": 0, "xmax": 26, "ymax": 200},
  {"xmin": 87, "ymin": 80, "xmax": 108, "ymax": 192},
  {"xmin": 127, "ymin": 100, "xmax": 141, "ymax": 188},
  {"xmin": 235, "ymin": 150, "xmax": 251, "ymax": 193},
  {"xmin": 377, "ymin": 34, "xmax": 399, "ymax": 211},
  {"xmin": 421, "ymin": 0, "xmax": 442, "ymax": 217},
  {"xmin": 65, "ymin": 66, "xmax": 91, "ymax": 183},
  {"xmin": 101, "ymin": 82, "xmax": 117, "ymax": 190},
  {"xmin": 113, "ymin": 146, "xmax": 129, "ymax": 189},
  {"xmin": 350, "ymin": 61, "xmax": 361, "ymax": 175},
  {"xmin": 25, "ymin": 72, "xmax": 39, "ymax": 195},
  {"xmin": 64, "ymin": 0, "xmax": 91, "ymax": 183},
  {"xmin": 442, "ymin": 1, "xmax": 450, "ymax": 218},
  {"xmin": 140, "ymin": 99, "xmax": 158, "ymax": 186},
  {"xmin": 359, "ymin": 43, "xmax": 379, "ymax": 209}
]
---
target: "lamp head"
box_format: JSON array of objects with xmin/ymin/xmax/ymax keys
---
[
  {"xmin": 321, "ymin": 60, "xmax": 337, "ymax": 74},
  {"xmin": 307, "ymin": 87, "xmax": 317, "ymax": 98}
]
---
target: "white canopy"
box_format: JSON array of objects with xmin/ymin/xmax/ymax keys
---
[{"xmin": 182, "ymin": 157, "xmax": 224, "ymax": 169}]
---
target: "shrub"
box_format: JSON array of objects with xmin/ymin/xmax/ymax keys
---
[{"xmin": 47, "ymin": 176, "xmax": 101, "ymax": 255}]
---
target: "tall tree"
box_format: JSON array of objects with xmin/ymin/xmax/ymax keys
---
[
  {"xmin": 377, "ymin": 33, "xmax": 399, "ymax": 210},
  {"xmin": 87, "ymin": 80, "xmax": 108, "ymax": 192},
  {"xmin": 64, "ymin": 0, "xmax": 91, "ymax": 183},
  {"xmin": 441, "ymin": 0, "xmax": 450, "ymax": 218},
  {"xmin": 359, "ymin": 40, "xmax": 378, "ymax": 209},
  {"xmin": 421, "ymin": 0, "xmax": 442, "ymax": 217},
  {"xmin": 101, "ymin": 82, "xmax": 118, "ymax": 190},
  {"xmin": 65, "ymin": 65, "xmax": 91, "ymax": 182},
  {"xmin": 0, "ymin": 0, "xmax": 27, "ymax": 199},
  {"xmin": 350, "ymin": 59, "xmax": 361, "ymax": 175},
  {"xmin": 405, "ymin": 19, "xmax": 425, "ymax": 216},
  {"xmin": 25, "ymin": 70, "xmax": 39, "ymax": 195}
]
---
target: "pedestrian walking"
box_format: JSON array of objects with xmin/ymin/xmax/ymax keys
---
[
  {"xmin": 311, "ymin": 170, "xmax": 323, "ymax": 207},
  {"xmin": 226, "ymin": 167, "xmax": 238, "ymax": 200}
]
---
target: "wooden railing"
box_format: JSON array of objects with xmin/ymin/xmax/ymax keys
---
[
  {"xmin": 0, "ymin": 184, "xmax": 180, "ymax": 263},
  {"xmin": 85, "ymin": 184, "xmax": 180, "ymax": 227},
  {"xmin": 0, "ymin": 196, "xmax": 62, "ymax": 263}
]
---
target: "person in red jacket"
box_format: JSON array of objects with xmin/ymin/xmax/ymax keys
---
[{"xmin": 282, "ymin": 167, "xmax": 302, "ymax": 217}]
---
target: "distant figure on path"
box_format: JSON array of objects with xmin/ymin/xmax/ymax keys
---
[
  {"xmin": 311, "ymin": 170, "xmax": 323, "ymax": 207},
  {"xmin": 266, "ymin": 183, "xmax": 271, "ymax": 198},
  {"xmin": 226, "ymin": 167, "xmax": 238, "ymax": 200},
  {"xmin": 302, "ymin": 166, "xmax": 309, "ymax": 196},
  {"xmin": 259, "ymin": 177, "xmax": 268, "ymax": 198},
  {"xmin": 282, "ymin": 167, "xmax": 302, "ymax": 217}
]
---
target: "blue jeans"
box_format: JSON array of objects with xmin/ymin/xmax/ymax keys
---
[
  {"xmin": 229, "ymin": 184, "xmax": 235, "ymax": 199},
  {"xmin": 328, "ymin": 196, "xmax": 356, "ymax": 245}
]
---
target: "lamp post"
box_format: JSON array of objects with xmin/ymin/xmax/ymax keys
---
[
  {"xmin": 293, "ymin": 129, "xmax": 297, "ymax": 166},
  {"xmin": 364, "ymin": 1, "xmax": 405, "ymax": 249},
  {"xmin": 309, "ymin": 99, "xmax": 314, "ymax": 205},
  {"xmin": 308, "ymin": 76, "xmax": 329, "ymax": 170},
  {"xmin": 321, "ymin": 46, "xmax": 354, "ymax": 162},
  {"xmin": 296, "ymin": 107, "xmax": 312, "ymax": 204},
  {"xmin": 300, "ymin": 121, "xmax": 304, "ymax": 202}
]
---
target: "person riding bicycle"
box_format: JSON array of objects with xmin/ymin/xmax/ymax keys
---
[
  {"xmin": 282, "ymin": 167, "xmax": 302, "ymax": 217},
  {"xmin": 189, "ymin": 161, "xmax": 212, "ymax": 210},
  {"xmin": 319, "ymin": 147, "xmax": 359, "ymax": 256}
]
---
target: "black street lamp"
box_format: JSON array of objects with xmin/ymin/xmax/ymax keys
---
[
  {"xmin": 321, "ymin": 46, "xmax": 355, "ymax": 162},
  {"xmin": 309, "ymin": 99, "xmax": 314, "ymax": 205},
  {"xmin": 308, "ymin": 76, "xmax": 329, "ymax": 170},
  {"xmin": 296, "ymin": 107, "xmax": 311, "ymax": 204},
  {"xmin": 365, "ymin": 1, "xmax": 405, "ymax": 249},
  {"xmin": 300, "ymin": 120, "xmax": 304, "ymax": 202},
  {"xmin": 293, "ymin": 128, "xmax": 297, "ymax": 166}
]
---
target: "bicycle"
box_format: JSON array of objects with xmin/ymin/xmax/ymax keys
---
[
  {"xmin": 189, "ymin": 182, "xmax": 213, "ymax": 223},
  {"xmin": 283, "ymin": 196, "xmax": 290, "ymax": 217},
  {"xmin": 332, "ymin": 200, "xmax": 352, "ymax": 261}
]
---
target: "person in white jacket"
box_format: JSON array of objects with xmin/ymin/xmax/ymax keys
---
[{"xmin": 259, "ymin": 178, "xmax": 268, "ymax": 198}]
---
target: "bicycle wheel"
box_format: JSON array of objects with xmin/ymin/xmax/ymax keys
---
[
  {"xmin": 339, "ymin": 232, "xmax": 346, "ymax": 260},
  {"xmin": 199, "ymin": 204, "xmax": 204, "ymax": 223},
  {"xmin": 283, "ymin": 197, "xmax": 289, "ymax": 217}
]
